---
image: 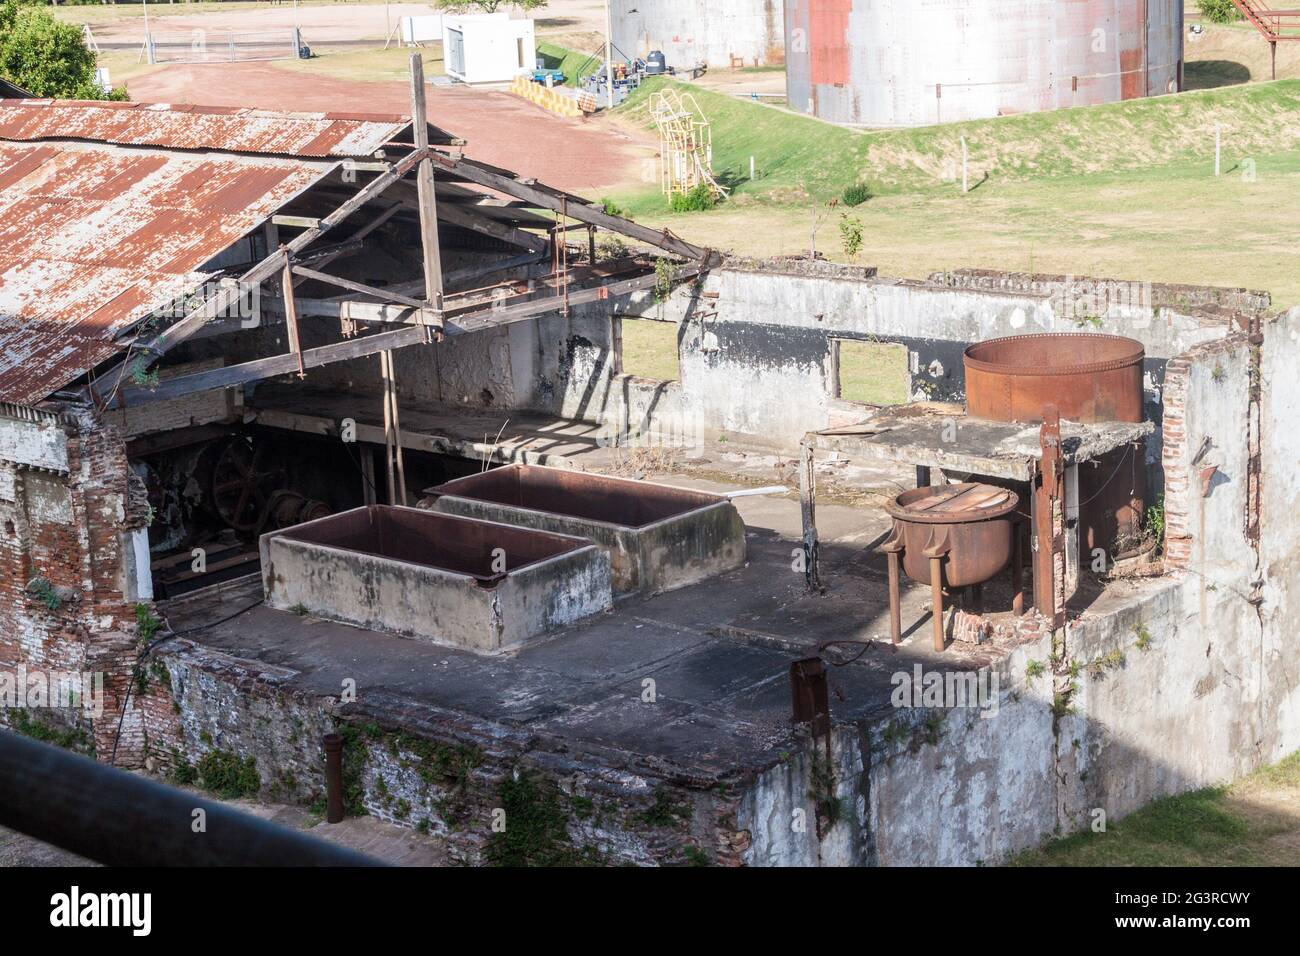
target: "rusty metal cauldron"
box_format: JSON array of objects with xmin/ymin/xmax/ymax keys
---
[{"xmin": 882, "ymin": 483, "xmax": 1024, "ymax": 652}]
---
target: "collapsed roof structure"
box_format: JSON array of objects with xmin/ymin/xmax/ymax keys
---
[{"xmin": 0, "ymin": 94, "xmax": 713, "ymax": 415}]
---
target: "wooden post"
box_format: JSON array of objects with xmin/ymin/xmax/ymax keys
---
[
  {"xmin": 409, "ymin": 54, "xmax": 444, "ymax": 315},
  {"xmin": 380, "ymin": 353, "xmax": 396, "ymax": 504},
  {"xmin": 279, "ymin": 252, "xmax": 306, "ymax": 379},
  {"xmin": 379, "ymin": 350, "xmax": 408, "ymax": 506},
  {"xmin": 798, "ymin": 439, "xmax": 821, "ymax": 592},
  {"xmin": 388, "ymin": 352, "xmax": 408, "ymax": 504}
]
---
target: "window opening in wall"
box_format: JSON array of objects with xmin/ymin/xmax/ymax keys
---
[
  {"xmin": 830, "ymin": 338, "xmax": 910, "ymax": 405},
  {"xmin": 615, "ymin": 317, "xmax": 680, "ymax": 382}
]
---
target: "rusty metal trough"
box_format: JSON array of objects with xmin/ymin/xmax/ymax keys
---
[
  {"xmin": 425, "ymin": 464, "xmax": 747, "ymax": 595},
  {"xmin": 964, "ymin": 333, "xmax": 1145, "ymax": 424},
  {"xmin": 259, "ymin": 505, "xmax": 612, "ymax": 654}
]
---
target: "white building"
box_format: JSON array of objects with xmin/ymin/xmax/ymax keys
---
[{"xmin": 442, "ymin": 13, "xmax": 535, "ymax": 85}]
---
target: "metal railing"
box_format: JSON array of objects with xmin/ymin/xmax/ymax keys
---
[{"xmin": 0, "ymin": 730, "xmax": 379, "ymax": 866}]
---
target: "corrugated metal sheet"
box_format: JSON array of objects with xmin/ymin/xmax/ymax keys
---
[
  {"xmin": 0, "ymin": 139, "xmax": 330, "ymax": 406},
  {"xmin": 785, "ymin": 0, "xmax": 1184, "ymax": 127},
  {"xmin": 0, "ymin": 100, "xmax": 409, "ymax": 158}
]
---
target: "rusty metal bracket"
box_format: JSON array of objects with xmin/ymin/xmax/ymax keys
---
[{"xmin": 790, "ymin": 657, "xmax": 831, "ymax": 746}]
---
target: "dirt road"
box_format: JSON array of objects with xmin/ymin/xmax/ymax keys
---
[{"xmin": 128, "ymin": 63, "xmax": 651, "ymax": 193}]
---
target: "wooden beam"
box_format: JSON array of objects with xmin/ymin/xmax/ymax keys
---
[
  {"xmin": 428, "ymin": 152, "xmax": 714, "ymax": 262},
  {"xmin": 290, "ymin": 264, "xmax": 428, "ymax": 311},
  {"xmin": 113, "ymin": 325, "xmax": 432, "ymax": 407},
  {"xmin": 267, "ymin": 298, "xmax": 441, "ymax": 325},
  {"xmin": 444, "ymin": 251, "xmax": 548, "ymax": 289},
  {"xmin": 410, "ymin": 54, "xmax": 445, "ymax": 313},
  {"xmin": 444, "ymin": 264, "xmax": 700, "ymax": 335},
  {"xmin": 90, "ymin": 148, "xmax": 430, "ymax": 403},
  {"xmin": 272, "ymin": 214, "xmax": 321, "ymax": 229},
  {"xmin": 425, "ymin": 189, "xmax": 548, "ymax": 254}
]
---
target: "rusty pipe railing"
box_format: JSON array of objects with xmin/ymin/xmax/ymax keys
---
[{"xmin": 0, "ymin": 730, "xmax": 380, "ymax": 866}]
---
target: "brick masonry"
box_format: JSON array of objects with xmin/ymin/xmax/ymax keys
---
[{"xmin": 0, "ymin": 404, "xmax": 154, "ymax": 761}]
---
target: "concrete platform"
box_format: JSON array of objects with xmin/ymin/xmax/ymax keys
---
[{"xmin": 166, "ymin": 481, "xmax": 1053, "ymax": 780}]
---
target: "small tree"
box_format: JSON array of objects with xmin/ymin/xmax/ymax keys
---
[
  {"xmin": 839, "ymin": 213, "xmax": 864, "ymax": 261},
  {"xmin": 0, "ymin": 0, "xmax": 126, "ymax": 100},
  {"xmin": 1196, "ymin": 0, "xmax": 1241, "ymax": 24},
  {"xmin": 434, "ymin": 0, "xmax": 548, "ymax": 14}
]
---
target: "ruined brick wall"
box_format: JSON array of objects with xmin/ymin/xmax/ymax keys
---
[
  {"xmin": 0, "ymin": 404, "xmax": 154, "ymax": 763},
  {"xmin": 1160, "ymin": 334, "xmax": 1255, "ymax": 573},
  {"xmin": 149, "ymin": 639, "xmax": 752, "ymax": 866}
]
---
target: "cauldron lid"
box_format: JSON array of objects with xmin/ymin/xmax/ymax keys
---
[{"xmin": 886, "ymin": 482, "xmax": 1019, "ymax": 523}]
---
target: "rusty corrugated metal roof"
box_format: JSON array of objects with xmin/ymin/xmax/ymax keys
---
[
  {"xmin": 0, "ymin": 99, "xmax": 412, "ymax": 158},
  {"xmin": 0, "ymin": 139, "xmax": 330, "ymax": 406}
]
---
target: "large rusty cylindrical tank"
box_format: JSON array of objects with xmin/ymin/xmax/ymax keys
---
[
  {"xmin": 963, "ymin": 332, "xmax": 1145, "ymax": 424},
  {"xmin": 784, "ymin": 0, "xmax": 1184, "ymax": 127}
]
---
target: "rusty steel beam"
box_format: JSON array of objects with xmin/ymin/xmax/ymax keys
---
[{"xmin": 113, "ymin": 325, "xmax": 432, "ymax": 407}]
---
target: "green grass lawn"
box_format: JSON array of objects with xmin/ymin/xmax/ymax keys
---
[
  {"xmin": 836, "ymin": 340, "xmax": 909, "ymax": 405},
  {"xmin": 604, "ymin": 76, "xmax": 1300, "ymax": 307},
  {"xmin": 1014, "ymin": 749, "xmax": 1300, "ymax": 866},
  {"xmin": 619, "ymin": 319, "xmax": 679, "ymax": 382},
  {"xmin": 54, "ymin": 1, "xmax": 391, "ymax": 26}
]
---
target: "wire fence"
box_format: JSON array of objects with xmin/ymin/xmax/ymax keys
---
[{"xmin": 144, "ymin": 29, "xmax": 306, "ymax": 64}]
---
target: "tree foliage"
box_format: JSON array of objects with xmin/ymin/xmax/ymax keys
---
[
  {"xmin": 1196, "ymin": 0, "xmax": 1242, "ymax": 24},
  {"xmin": 433, "ymin": 0, "xmax": 548, "ymax": 15},
  {"xmin": 0, "ymin": 0, "xmax": 126, "ymax": 100}
]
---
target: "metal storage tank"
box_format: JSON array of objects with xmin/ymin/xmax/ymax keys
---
[
  {"xmin": 784, "ymin": 0, "xmax": 1184, "ymax": 127},
  {"xmin": 611, "ymin": 0, "xmax": 785, "ymax": 71}
]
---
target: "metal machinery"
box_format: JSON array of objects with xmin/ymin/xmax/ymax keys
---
[
  {"xmin": 610, "ymin": 0, "xmax": 785, "ymax": 72},
  {"xmin": 577, "ymin": 45, "xmax": 671, "ymax": 106},
  {"xmin": 648, "ymin": 87, "xmax": 726, "ymax": 199},
  {"xmin": 784, "ymin": 0, "xmax": 1185, "ymax": 127}
]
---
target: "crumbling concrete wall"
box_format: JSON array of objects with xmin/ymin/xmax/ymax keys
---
[
  {"xmin": 489, "ymin": 264, "xmax": 1256, "ymax": 455},
  {"xmin": 851, "ymin": 316, "xmax": 1300, "ymax": 865}
]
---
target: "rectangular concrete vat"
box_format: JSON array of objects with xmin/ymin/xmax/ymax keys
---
[
  {"xmin": 425, "ymin": 464, "xmax": 747, "ymax": 595},
  {"xmin": 260, "ymin": 505, "xmax": 612, "ymax": 654}
]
